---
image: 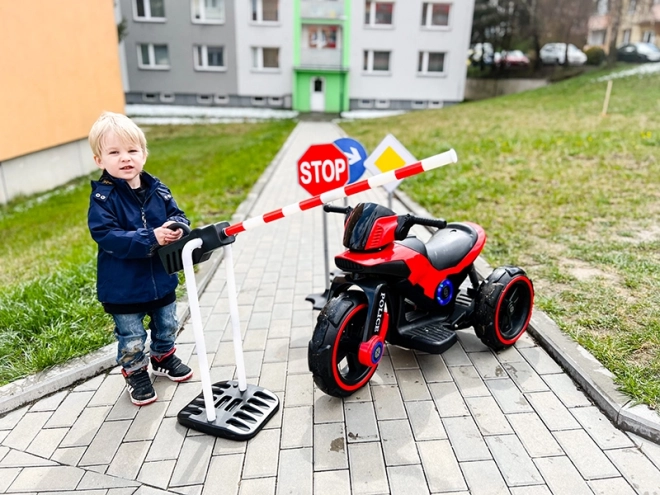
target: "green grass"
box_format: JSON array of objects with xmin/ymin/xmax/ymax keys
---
[
  {"xmin": 340, "ymin": 65, "xmax": 660, "ymax": 409},
  {"xmin": 0, "ymin": 120, "xmax": 295, "ymax": 385}
]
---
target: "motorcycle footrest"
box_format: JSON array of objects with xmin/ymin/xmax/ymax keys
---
[{"xmin": 389, "ymin": 322, "xmax": 457, "ymax": 354}]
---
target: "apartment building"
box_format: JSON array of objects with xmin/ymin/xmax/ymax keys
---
[
  {"xmin": 588, "ymin": 0, "xmax": 660, "ymax": 51},
  {"xmin": 0, "ymin": 1, "xmax": 124, "ymax": 204},
  {"xmin": 120, "ymin": 0, "xmax": 474, "ymax": 112}
]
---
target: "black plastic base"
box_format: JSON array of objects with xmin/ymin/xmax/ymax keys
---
[
  {"xmin": 388, "ymin": 318, "xmax": 457, "ymax": 354},
  {"xmin": 305, "ymin": 289, "xmax": 332, "ymax": 310},
  {"xmin": 177, "ymin": 381, "xmax": 280, "ymax": 440}
]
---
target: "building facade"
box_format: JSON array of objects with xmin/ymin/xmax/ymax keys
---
[
  {"xmin": 0, "ymin": 1, "xmax": 124, "ymax": 204},
  {"xmin": 588, "ymin": 0, "xmax": 660, "ymax": 51},
  {"xmin": 120, "ymin": 0, "xmax": 474, "ymax": 112}
]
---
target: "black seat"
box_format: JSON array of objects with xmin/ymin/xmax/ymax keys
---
[{"xmin": 423, "ymin": 223, "xmax": 478, "ymax": 271}]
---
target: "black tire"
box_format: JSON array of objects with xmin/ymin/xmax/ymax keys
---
[
  {"xmin": 474, "ymin": 266, "xmax": 534, "ymax": 351},
  {"xmin": 308, "ymin": 291, "xmax": 377, "ymax": 397}
]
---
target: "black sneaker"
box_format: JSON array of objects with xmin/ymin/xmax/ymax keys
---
[
  {"xmin": 122, "ymin": 367, "xmax": 157, "ymax": 406},
  {"xmin": 151, "ymin": 349, "xmax": 193, "ymax": 382}
]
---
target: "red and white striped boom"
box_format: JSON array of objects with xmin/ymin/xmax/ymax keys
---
[{"xmin": 223, "ymin": 149, "xmax": 458, "ymax": 238}]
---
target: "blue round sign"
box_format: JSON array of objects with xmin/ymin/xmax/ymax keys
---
[{"xmin": 333, "ymin": 138, "xmax": 368, "ymax": 184}]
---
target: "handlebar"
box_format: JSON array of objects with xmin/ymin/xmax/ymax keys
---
[
  {"xmin": 395, "ymin": 213, "xmax": 446, "ymax": 240},
  {"xmin": 323, "ymin": 204, "xmax": 353, "ymax": 215},
  {"xmin": 166, "ymin": 222, "xmax": 192, "ymax": 235}
]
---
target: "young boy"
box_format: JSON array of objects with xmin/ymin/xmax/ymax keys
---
[{"xmin": 87, "ymin": 112, "xmax": 193, "ymax": 406}]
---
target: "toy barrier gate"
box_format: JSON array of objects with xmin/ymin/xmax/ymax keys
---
[{"xmin": 158, "ymin": 149, "xmax": 458, "ymax": 440}]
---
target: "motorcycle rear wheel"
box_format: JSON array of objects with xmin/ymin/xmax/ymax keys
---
[{"xmin": 308, "ymin": 291, "xmax": 377, "ymax": 397}]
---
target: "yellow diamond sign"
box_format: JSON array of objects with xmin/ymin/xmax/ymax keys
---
[{"xmin": 364, "ymin": 134, "xmax": 417, "ymax": 193}]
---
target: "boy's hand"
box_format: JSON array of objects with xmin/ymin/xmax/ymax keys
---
[{"xmin": 155, "ymin": 222, "xmax": 184, "ymax": 246}]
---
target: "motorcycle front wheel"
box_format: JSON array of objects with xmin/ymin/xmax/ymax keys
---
[{"xmin": 308, "ymin": 291, "xmax": 377, "ymax": 397}]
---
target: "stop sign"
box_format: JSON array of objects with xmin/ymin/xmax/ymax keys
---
[{"xmin": 297, "ymin": 143, "xmax": 349, "ymax": 196}]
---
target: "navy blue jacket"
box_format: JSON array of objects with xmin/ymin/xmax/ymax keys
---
[{"xmin": 88, "ymin": 171, "xmax": 189, "ymax": 305}]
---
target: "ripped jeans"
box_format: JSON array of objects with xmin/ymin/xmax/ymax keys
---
[{"xmin": 111, "ymin": 302, "xmax": 178, "ymax": 374}]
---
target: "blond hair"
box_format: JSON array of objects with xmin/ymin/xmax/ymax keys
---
[{"xmin": 88, "ymin": 112, "xmax": 148, "ymax": 158}]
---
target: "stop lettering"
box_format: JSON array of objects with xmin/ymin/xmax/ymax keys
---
[{"xmin": 297, "ymin": 143, "xmax": 349, "ymax": 196}]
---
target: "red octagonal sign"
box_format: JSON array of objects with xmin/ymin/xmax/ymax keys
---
[{"xmin": 297, "ymin": 143, "xmax": 349, "ymax": 196}]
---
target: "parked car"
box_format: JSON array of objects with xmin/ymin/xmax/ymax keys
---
[
  {"xmin": 540, "ymin": 43, "xmax": 587, "ymax": 66},
  {"xmin": 469, "ymin": 42, "xmax": 495, "ymax": 66},
  {"xmin": 617, "ymin": 42, "xmax": 660, "ymax": 63},
  {"xmin": 496, "ymin": 50, "xmax": 530, "ymax": 68}
]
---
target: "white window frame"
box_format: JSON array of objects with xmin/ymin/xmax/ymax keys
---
[
  {"xmin": 365, "ymin": 1, "xmax": 394, "ymax": 28},
  {"xmin": 214, "ymin": 94, "xmax": 229, "ymax": 104},
  {"xmin": 358, "ymin": 99, "xmax": 374, "ymax": 108},
  {"xmin": 622, "ymin": 29, "xmax": 632, "ymax": 44},
  {"xmin": 251, "ymin": 47, "xmax": 280, "ymax": 71},
  {"xmin": 417, "ymin": 51, "xmax": 447, "ymax": 76},
  {"xmin": 142, "ymin": 92, "xmax": 158, "ymax": 102},
  {"xmin": 133, "ymin": 0, "xmax": 166, "ymax": 22},
  {"xmin": 193, "ymin": 45, "xmax": 226, "ymax": 72},
  {"xmin": 375, "ymin": 99, "xmax": 390, "ymax": 109},
  {"xmin": 137, "ymin": 43, "xmax": 170, "ymax": 70},
  {"xmin": 268, "ymin": 96, "xmax": 283, "ymax": 106},
  {"xmin": 363, "ymin": 50, "xmax": 391, "ymax": 74},
  {"xmin": 642, "ymin": 30, "xmax": 656, "ymax": 43},
  {"xmin": 421, "ymin": 2, "xmax": 451, "ymax": 29},
  {"xmin": 411, "ymin": 100, "xmax": 428, "ymax": 109},
  {"xmin": 160, "ymin": 93, "xmax": 175, "ymax": 103},
  {"xmin": 628, "ymin": 0, "xmax": 637, "ymax": 13},
  {"xmin": 251, "ymin": 0, "xmax": 280, "ymax": 24},
  {"xmin": 191, "ymin": 0, "xmax": 225, "ymax": 24},
  {"xmin": 197, "ymin": 94, "xmax": 213, "ymax": 104},
  {"xmin": 251, "ymin": 96, "xmax": 267, "ymax": 106},
  {"xmin": 428, "ymin": 100, "xmax": 443, "ymax": 109}
]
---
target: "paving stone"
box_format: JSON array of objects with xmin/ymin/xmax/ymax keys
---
[
  {"xmin": 344, "ymin": 401, "xmax": 379, "ymax": 443},
  {"xmin": 468, "ymin": 352, "xmax": 507, "ymax": 380},
  {"xmin": 169, "ymin": 435, "xmax": 214, "ymax": 487},
  {"xmin": 146, "ymin": 417, "xmax": 187, "ymax": 462},
  {"xmin": 502, "ymin": 361, "xmax": 548, "ymax": 393},
  {"xmin": 456, "ymin": 329, "xmax": 490, "ymax": 352},
  {"xmin": 0, "ymin": 407, "xmax": 27, "ymax": 431},
  {"xmin": 88, "ymin": 374, "xmax": 127, "ymax": 407},
  {"xmin": 417, "ymin": 440, "xmax": 467, "ymax": 492},
  {"xmin": 126, "ymin": 401, "xmax": 168, "ymax": 441},
  {"xmin": 132, "ymin": 487, "xmax": 173, "ymax": 495},
  {"xmin": 263, "ymin": 338, "xmax": 289, "ymax": 363},
  {"xmin": 378, "ymin": 419, "xmax": 419, "ymax": 466},
  {"xmin": 7, "ymin": 466, "xmax": 85, "ymax": 492},
  {"xmin": 465, "ymin": 396, "xmax": 513, "ymax": 436},
  {"xmin": 506, "ymin": 412, "xmax": 562, "ymax": 458},
  {"xmin": 212, "ymin": 436, "xmax": 246, "ymax": 456},
  {"xmin": 73, "ymin": 374, "xmax": 106, "ymax": 392},
  {"xmin": 428, "ymin": 382, "xmax": 469, "ymax": 417},
  {"xmin": 107, "ymin": 395, "xmax": 140, "ymax": 421},
  {"xmin": 276, "ymin": 447, "xmax": 312, "ymax": 495},
  {"xmin": 313, "ymin": 423, "xmax": 348, "ymax": 471},
  {"xmin": 25, "ymin": 427, "xmax": 68, "ymax": 459},
  {"xmin": 313, "ymin": 470, "xmax": 351, "ymax": 495},
  {"xmin": 387, "ymin": 464, "xmax": 430, "ymax": 495},
  {"xmin": 313, "ymin": 388, "xmax": 344, "ymax": 424},
  {"xmin": 570, "ymin": 406, "xmax": 634, "ymax": 450},
  {"xmin": 108, "ymin": 488, "xmax": 140, "ymax": 495},
  {"xmin": 0, "ymin": 446, "xmax": 7, "ymax": 462},
  {"xmin": 518, "ymin": 347, "xmax": 563, "ymax": 375},
  {"xmin": 485, "ymin": 379, "xmax": 533, "ymax": 414},
  {"xmin": 553, "ymin": 429, "xmax": 619, "ymax": 480},
  {"xmin": 606, "ymin": 447, "xmax": 660, "ymax": 495},
  {"xmin": 371, "ymin": 356, "xmax": 397, "ymax": 385},
  {"xmin": 50, "ymin": 446, "xmax": 86, "ymax": 466},
  {"xmin": 243, "ymin": 428, "xmax": 280, "ymax": 479},
  {"xmin": 443, "ymin": 416, "xmax": 491, "ymax": 462},
  {"xmin": 3, "ymin": 412, "xmax": 52, "ymax": 450},
  {"xmin": 241, "ymin": 477, "xmax": 276, "ymax": 495},
  {"xmin": 485, "ymin": 435, "xmax": 544, "ymax": 486},
  {"xmin": 533, "ymin": 456, "xmax": 593, "ymax": 495},
  {"xmin": 0, "ymin": 468, "xmax": 21, "ymax": 492},
  {"xmin": 44, "ymin": 391, "xmax": 94, "ymax": 428},
  {"xmin": 347, "ymin": 442, "xmax": 389, "ymax": 495},
  {"xmin": 281, "ymin": 406, "xmax": 313, "ymax": 448},
  {"xmin": 460, "ymin": 459, "xmax": 509, "ymax": 495},
  {"xmin": 509, "ymin": 487, "xmax": 552, "ymax": 495},
  {"xmin": 441, "ymin": 343, "xmax": 471, "ymax": 367},
  {"xmin": 495, "ymin": 346, "xmax": 525, "ymax": 364},
  {"xmin": 0, "ymin": 450, "xmax": 56, "ymax": 467},
  {"xmin": 404, "ymin": 400, "xmax": 447, "ymax": 441},
  {"xmin": 526, "ymin": 391, "xmax": 580, "ymax": 431},
  {"xmin": 449, "ymin": 365, "xmax": 490, "ymax": 397},
  {"xmin": 29, "ymin": 390, "xmax": 69, "ymax": 412},
  {"xmin": 259, "ymin": 362, "xmax": 287, "ymax": 392},
  {"xmin": 200, "ymin": 454, "xmax": 242, "ymax": 495},
  {"xmin": 59, "ymin": 406, "xmax": 111, "ymax": 448},
  {"xmin": 371, "ymin": 385, "xmax": 406, "ymax": 420},
  {"xmin": 107, "ymin": 440, "xmax": 151, "ymax": 479},
  {"xmin": 541, "ymin": 374, "xmax": 592, "ymax": 408},
  {"xmin": 165, "ymin": 382, "xmax": 203, "ymax": 418},
  {"xmin": 286, "ymin": 347, "xmax": 308, "ymax": 374},
  {"xmin": 343, "ymin": 385, "xmax": 372, "ymax": 403},
  {"xmin": 627, "ymin": 432, "xmax": 660, "ymax": 471},
  {"xmin": 394, "ymin": 369, "xmax": 431, "ymax": 401},
  {"xmin": 285, "ymin": 373, "xmax": 313, "ymax": 407},
  {"xmin": 137, "ymin": 460, "xmax": 176, "ymax": 490},
  {"xmin": 388, "ymin": 346, "xmax": 419, "ymax": 370},
  {"xmin": 587, "ymin": 477, "xmax": 637, "ymax": 495},
  {"xmin": 173, "ymin": 484, "xmax": 202, "ymax": 495}
]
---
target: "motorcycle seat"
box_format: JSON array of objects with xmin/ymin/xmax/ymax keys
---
[{"xmin": 423, "ymin": 223, "xmax": 479, "ymax": 271}]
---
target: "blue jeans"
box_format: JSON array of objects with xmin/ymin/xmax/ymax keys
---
[{"xmin": 111, "ymin": 302, "xmax": 179, "ymax": 373}]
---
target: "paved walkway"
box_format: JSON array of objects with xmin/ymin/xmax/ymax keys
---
[{"xmin": 2, "ymin": 122, "xmax": 660, "ymax": 494}]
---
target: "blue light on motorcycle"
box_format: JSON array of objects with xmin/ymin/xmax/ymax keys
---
[{"xmin": 436, "ymin": 279, "xmax": 454, "ymax": 306}]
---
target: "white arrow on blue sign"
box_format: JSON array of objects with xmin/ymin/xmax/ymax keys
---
[{"xmin": 333, "ymin": 137, "xmax": 368, "ymax": 184}]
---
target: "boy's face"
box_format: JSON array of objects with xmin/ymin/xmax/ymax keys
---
[{"xmin": 94, "ymin": 131, "xmax": 146, "ymax": 189}]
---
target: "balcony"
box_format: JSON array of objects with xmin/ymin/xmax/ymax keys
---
[
  {"xmin": 299, "ymin": 48, "xmax": 343, "ymax": 70},
  {"xmin": 300, "ymin": 1, "xmax": 344, "ymax": 20}
]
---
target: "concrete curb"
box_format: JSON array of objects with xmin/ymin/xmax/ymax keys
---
[
  {"xmin": 393, "ymin": 187, "xmax": 660, "ymax": 444},
  {"xmin": 0, "ymin": 122, "xmax": 301, "ymax": 415}
]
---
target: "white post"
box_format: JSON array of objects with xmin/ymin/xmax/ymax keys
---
[
  {"xmin": 223, "ymin": 244, "xmax": 248, "ymax": 392},
  {"xmin": 602, "ymin": 80, "xmax": 613, "ymax": 117},
  {"xmin": 182, "ymin": 239, "xmax": 216, "ymax": 422}
]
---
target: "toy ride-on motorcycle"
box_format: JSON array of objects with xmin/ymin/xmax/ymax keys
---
[{"xmin": 308, "ymin": 202, "xmax": 534, "ymax": 397}]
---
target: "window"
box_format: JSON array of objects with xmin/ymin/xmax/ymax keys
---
[
  {"xmin": 597, "ymin": 0, "xmax": 608, "ymax": 14},
  {"xmin": 643, "ymin": 30, "xmax": 656, "ymax": 43},
  {"xmin": 160, "ymin": 93, "xmax": 175, "ymax": 103},
  {"xmin": 421, "ymin": 3, "xmax": 450, "ymax": 27},
  {"xmin": 628, "ymin": 0, "xmax": 637, "ymax": 13},
  {"xmin": 194, "ymin": 45, "xmax": 225, "ymax": 71},
  {"xmin": 252, "ymin": 47, "xmax": 280, "ymax": 69},
  {"xmin": 588, "ymin": 29, "xmax": 606, "ymax": 46},
  {"xmin": 134, "ymin": 0, "xmax": 165, "ymax": 20},
  {"xmin": 622, "ymin": 29, "xmax": 631, "ymax": 44},
  {"xmin": 252, "ymin": 0, "xmax": 279, "ymax": 22},
  {"xmin": 214, "ymin": 95, "xmax": 229, "ymax": 104},
  {"xmin": 138, "ymin": 44, "xmax": 170, "ymax": 69},
  {"xmin": 428, "ymin": 100, "xmax": 443, "ymax": 109},
  {"xmin": 268, "ymin": 96, "xmax": 283, "ymax": 106},
  {"xmin": 252, "ymin": 96, "xmax": 266, "ymax": 106},
  {"xmin": 309, "ymin": 26, "xmax": 338, "ymax": 49},
  {"xmin": 142, "ymin": 93, "xmax": 158, "ymax": 102},
  {"xmin": 411, "ymin": 100, "xmax": 427, "ymax": 109},
  {"xmin": 375, "ymin": 99, "xmax": 390, "ymax": 109},
  {"xmin": 358, "ymin": 99, "xmax": 374, "ymax": 108},
  {"xmin": 197, "ymin": 95, "xmax": 213, "ymax": 104},
  {"xmin": 363, "ymin": 50, "xmax": 391, "ymax": 72},
  {"xmin": 365, "ymin": 1, "xmax": 393, "ymax": 26},
  {"xmin": 191, "ymin": 0, "xmax": 225, "ymax": 23},
  {"xmin": 418, "ymin": 51, "xmax": 445, "ymax": 74}
]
